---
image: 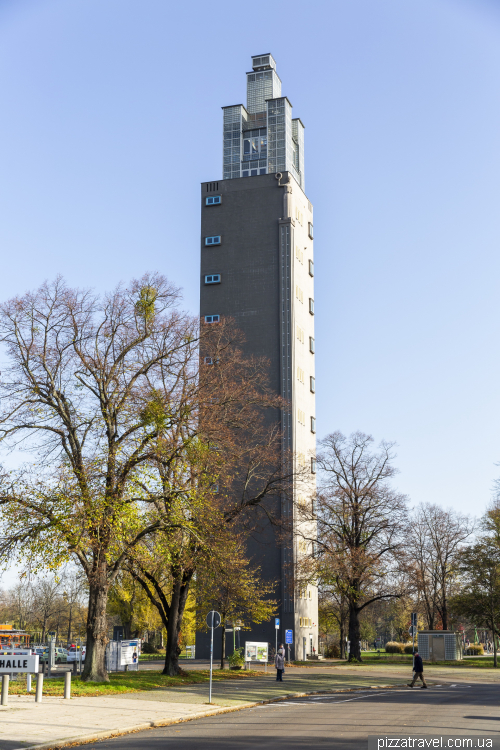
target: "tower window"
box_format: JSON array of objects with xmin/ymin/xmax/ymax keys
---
[
  {"xmin": 204, "ymin": 315, "xmax": 220, "ymax": 324},
  {"xmin": 310, "ymin": 417, "xmax": 316, "ymax": 433},
  {"xmin": 308, "ymin": 222, "xmax": 314, "ymax": 239},
  {"xmin": 311, "ymin": 457, "xmax": 316, "ymax": 474},
  {"xmin": 309, "ymin": 260, "xmax": 314, "ymax": 277},
  {"xmin": 309, "ymin": 298, "xmax": 314, "ymax": 315},
  {"xmin": 205, "ymin": 274, "xmax": 221, "ymax": 284},
  {"xmin": 205, "ymin": 236, "xmax": 221, "ymax": 246},
  {"xmin": 309, "ymin": 337, "xmax": 315, "ymax": 353},
  {"xmin": 206, "ymin": 196, "xmax": 221, "ymax": 206},
  {"xmin": 310, "ymin": 376, "xmax": 315, "ymax": 393}
]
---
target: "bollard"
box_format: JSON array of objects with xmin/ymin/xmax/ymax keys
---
[
  {"xmin": 1, "ymin": 674, "xmax": 9, "ymax": 706},
  {"xmin": 35, "ymin": 673, "xmax": 43, "ymax": 703},
  {"xmin": 64, "ymin": 671, "xmax": 71, "ymax": 700},
  {"xmin": 27, "ymin": 673, "xmax": 32, "ymax": 692}
]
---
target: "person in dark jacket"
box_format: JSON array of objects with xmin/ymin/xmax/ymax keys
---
[
  {"xmin": 407, "ymin": 648, "xmax": 427, "ymax": 688},
  {"xmin": 275, "ymin": 646, "xmax": 285, "ymax": 681}
]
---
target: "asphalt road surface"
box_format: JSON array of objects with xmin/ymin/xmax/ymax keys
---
[{"xmin": 83, "ymin": 682, "xmax": 500, "ymax": 750}]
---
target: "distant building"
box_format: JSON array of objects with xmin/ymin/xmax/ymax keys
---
[{"xmin": 197, "ymin": 55, "xmax": 317, "ymax": 661}]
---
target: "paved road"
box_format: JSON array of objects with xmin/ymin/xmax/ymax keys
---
[{"xmin": 82, "ymin": 682, "xmax": 500, "ymax": 750}]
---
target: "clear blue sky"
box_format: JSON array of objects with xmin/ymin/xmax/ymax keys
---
[{"xmin": 1, "ymin": 0, "xmax": 499, "ymax": 519}]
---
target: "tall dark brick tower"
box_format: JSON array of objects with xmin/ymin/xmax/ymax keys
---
[{"xmin": 197, "ymin": 55, "xmax": 317, "ymax": 661}]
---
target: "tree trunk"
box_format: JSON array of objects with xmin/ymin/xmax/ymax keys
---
[
  {"xmin": 220, "ymin": 623, "xmax": 226, "ymax": 669},
  {"xmin": 163, "ymin": 570, "xmax": 192, "ymax": 677},
  {"xmin": 493, "ymin": 626, "xmax": 498, "ymax": 669},
  {"xmin": 348, "ymin": 604, "xmax": 361, "ymax": 662},
  {"xmin": 441, "ymin": 599, "xmax": 448, "ymax": 631},
  {"xmin": 81, "ymin": 571, "xmax": 110, "ymax": 682},
  {"xmin": 340, "ymin": 619, "xmax": 345, "ymax": 659}
]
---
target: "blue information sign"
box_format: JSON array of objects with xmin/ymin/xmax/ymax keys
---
[
  {"xmin": 275, "ymin": 618, "xmax": 280, "ymax": 629},
  {"xmin": 285, "ymin": 629, "xmax": 293, "ymax": 644}
]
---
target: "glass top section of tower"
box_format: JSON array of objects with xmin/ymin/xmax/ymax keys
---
[{"xmin": 222, "ymin": 54, "xmax": 305, "ymax": 189}]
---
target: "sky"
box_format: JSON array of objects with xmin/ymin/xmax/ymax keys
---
[{"xmin": 0, "ymin": 0, "xmax": 499, "ymax": 548}]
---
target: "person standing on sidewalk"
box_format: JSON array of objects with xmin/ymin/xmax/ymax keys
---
[
  {"xmin": 407, "ymin": 648, "xmax": 427, "ymax": 689},
  {"xmin": 275, "ymin": 645, "xmax": 285, "ymax": 681}
]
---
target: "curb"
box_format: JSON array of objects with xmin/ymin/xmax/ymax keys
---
[{"xmin": 13, "ymin": 682, "xmax": 408, "ymax": 750}]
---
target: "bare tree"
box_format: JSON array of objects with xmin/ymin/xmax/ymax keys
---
[
  {"xmin": 298, "ymin": 431, "xmax": 409, "ymax": 662},
  {"xmin": 0, "ymin": 275, "xmax": 199, "ymax": 680},
  {"xmin": 408, "ymin": 504, "xmax": 474, "ymax": 630},
  {"xmin": 31, "ymin": 578, "xmax": 63, "ymax": 643},
  {"xmin": 7, "ymin": 580, "xmax": 34, "ymax": 631},
  {"xmin": 123, "ymin": 323, "xmax": 294, "ymax": 676}
]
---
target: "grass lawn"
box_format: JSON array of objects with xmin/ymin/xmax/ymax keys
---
[
  {"xmin": 8, "ymin": 668, "xmax": 260, "ymax": 698},
  {"xmin": 292, "ymin": 652, "xmax": 499, "ymax": 669}
]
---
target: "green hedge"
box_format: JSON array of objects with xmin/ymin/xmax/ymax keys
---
[
  {"xmin": 385, "ymin": 641, "xmax": 405, "ymax": 654},
  {"xmin": 465, "ymin": 644, "xmax": 484, "ymax": 655}
]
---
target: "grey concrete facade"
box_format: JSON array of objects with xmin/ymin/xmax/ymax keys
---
[{"xmin": 196, "ymin": 57, "xmax": 317, "ymax": 663}]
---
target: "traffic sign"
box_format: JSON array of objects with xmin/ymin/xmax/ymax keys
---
[
  {"xmin": 275, "ymin": 618, "xmax": 280, "ymax": 630},
  {"xmin": 285, "ymin": 629, "xmax": 293, "ymax": 644},
  {"xmin": 206, "ymin": 611, "xmax": 221, "ymax": 629},
  {"xmin": 411, "ymin": 613, "xmax": 417, "ymax": 627},
  {"xmin": 409, "ymin": 625, "xmax": 417, "ymax": 637}
]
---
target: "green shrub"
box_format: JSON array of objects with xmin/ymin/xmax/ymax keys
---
[
  {"xmin": 324, "ymin": 644, "xmax": 341, "ymax": 658},
  {"xmin": 465, "ymin": 644, "xmax": 484, "ymax": 656},
  {"xmin": 404, "ymin": 644, "xmax": 416, "ymax": 654},
  {"xmin": 141, "ymin": 641, "xmax": 160, "ymax": 654},
  {"xmin": 228, "ymin": 647, "xmax": 245, "ymax": 667},
  {"xmin": 385, "ymin": 641, "xmax": 405, "ymax": 654}
]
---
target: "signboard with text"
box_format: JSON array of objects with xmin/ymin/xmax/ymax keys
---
[
  {"xmin": 0, "ymin": 651, "xmax": 38, "ymax": 673},
  {"xmin": 285, "ymin": 629, "xmax": 293, "ymax": 644}
]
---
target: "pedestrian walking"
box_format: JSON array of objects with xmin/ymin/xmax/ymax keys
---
[
  {"xmin": 407, "ymin": 648, "xmax": 427, "ymax": 689},
  {"xmin": 275, "ymin": 645, "xmax": 285, "ymax": 681}
]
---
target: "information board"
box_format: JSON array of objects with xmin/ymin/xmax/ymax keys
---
[
  {"xmin": 244, "ymin": 642, "xmax": 268, "ymax": 663},
  {"xmin": 285, "ymin": 629, "xmax": 293, "ymax": 644},
  {"xmin": 120, "ymin": 640, "xmax": 140, "ymax": 666}
]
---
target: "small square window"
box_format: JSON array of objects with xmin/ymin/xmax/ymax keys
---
[
  {"xmin": 242, "ymin": 170, "xmax": 249, "ymax": 177},
  {"xmin": 205, "ymin": 196, "xmax": 221, "ymax": 206},
  {"xmin": 204, "ymin": 357, "xmax": 213, "ymax": 365},
  {"xmin": 309, "ymin": 260, "xmax": 314, "ymax": 277},
  {"xmin": 205, "ymin": 236, "xmax": 221, "ymax": 246},
  {"xmin": 309, "ymin": 298, "xmax": 314, "ymax": 315},
  {"xmin": 308, "ymin": 222, "xmax": 314, "ymax": 239},
  {"xmin": 309, "ymin": 337, "xmax": 315, "ymax": 353},
  {"xmin": 204, "ymin": 315, "xmax": 220, "ymax": 324},
  {"xmin": 310, "ymin": 417, "xmax": 316, "ymax": 433},
  {"xmin": 259, "ymin": 168, "xmax": 266, "ymax": 175},
  {"xmin": 251, "ymin": 169, "xmax": 258, "ymax": 176},
  {"xmin": 204, "ymin": 274, "xmax": 221, "ymax": 284},
  {"xmin": 311, "ymin": 457, "xmax": 316, "ymax": 474},
  {"xmin": 310, "ymin": 376, "xmax": 315, "ymax": 393}
]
